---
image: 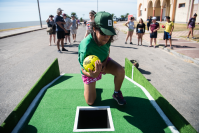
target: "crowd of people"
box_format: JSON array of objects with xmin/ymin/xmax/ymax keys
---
[{"xmin": 124, "ymin": 13, "xmax": 198, "ymax": 49}]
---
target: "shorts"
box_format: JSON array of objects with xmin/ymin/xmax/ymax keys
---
[
  {"xmin": 71, "ymin": 29, "xmax": 77, "ymax": 34},
  {"xmin": 82, "ymin": 57, "xmax": 112, "ymax": 84},
  {"xmin": 65, "ymin": 30, "xmax": 70, "ymax": 36},
  {"xmin": 128, "ymin": 28, "xmax": 134, "ymax": 32},
  {"xmin": 164, "ymin": 31, "xmax": 171, "ymax": 40},
  {"xmin": 57, "ymin": 31, "xmax": 65, "ymax": 39},
  {"xmin": 188, "ymin": 25, "xmax": 195, "ymax": 28},
  {"xmin": 150, "ymin": 32, "xmax": 157, "ymax": 38},
  {"xmin": 49, "ymin": 30, "xmax": 56, "ymax": 35},
  {"xmin": 138, "ymin": 29, "xmax": 144, "ymax": 33}
]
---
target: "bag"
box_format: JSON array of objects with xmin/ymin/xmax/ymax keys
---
[{"xmin": 46, "ymin": 27, "xmax": 53, "ymax": 33}]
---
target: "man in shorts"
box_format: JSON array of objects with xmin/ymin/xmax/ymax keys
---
[
  {"xmin": 54, "ymin": 8, "xmax": 68, "ymax": 53},
  {"xmin": 164, "ymin": 16, "xmax": 174, "ymax": 49},
  {"xmin": 71, "ymin": 15, "xmax": 78, "ymax": 42},
  {"xmin": 149, "ymin": 17, "xmax": 160, "ymax": 48},
  {"xmin": 63, "ymin": 13, "xmax": 72, "ymax": 45}
]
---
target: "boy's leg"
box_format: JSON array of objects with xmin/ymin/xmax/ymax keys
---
[
  {"xmin": 165, "ymin": 39, "xmax": 167, "ymax": 47},
  {"xmin": 61, "ymin": 38, "xmax": 64, "ymax": 49},
  {"xmin": 84, "ymin": 82, "xmax": 96, "ymax": 105},
  {"xmin": 150, "ymin": 38, "xmax": 153, "ymax": 46},
  {"xmin": 154, "ymin": 38, "xmax": 156, "ymax": 47},
  {"xmin": 67, "ymin": 35, "xmax": 71, "ymax": 43},
  {"xmin": 57, "ymin": 39, "xmax": 61, "ymax": 50},
  {"xmin": 169, "ymin": 38, "xmax": 172, "ymax": 47}
]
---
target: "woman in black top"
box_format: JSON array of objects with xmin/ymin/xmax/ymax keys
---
[
  {"xmin": 46, "ymin": 15, "xmax": 56, "ymax": 46},
  {"xmin": 136, "ymin": 18, "xmax": 145, "ymax": 46}
]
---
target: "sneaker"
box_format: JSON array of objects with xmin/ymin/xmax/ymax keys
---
[
  {"xmin": 112, "ymin": 91, "xmax": 126, "ymax": 105},
  {"xmin": 62, "ymin": 48, "xmax": 68, "ymax": 51},
  {"xmin": 192, "ymin": 37, "xmax": 196, "ymax": 39},
  {"xmin": 125, "ymin": 42, "xmax": 127, "ymax": 44},
  {"xmin": 187, "ymin": 37, "xmax": 189, "ymax": 39},
  {"xmin": 69, "ymin": 42, "xmax": 71, "ymax": 45},
  {"xmin": 130, "ymin": 42, "xmax": 133, "ymax": 44},
  {"xmin": 58, "ymin": 49, "xmax": 62, "ymax": 53},
  {"xmin": 64, "ymin": 43, "xmax": 67, "ymax": 44},
  {"xmin": 170, "ymin": 46, "xmax": 173, "ymax": 49}
]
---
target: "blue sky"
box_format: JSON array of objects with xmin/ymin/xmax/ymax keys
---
[{"xmin": 0, "ymin": 0, "xmax": 137, "ymax": 23}]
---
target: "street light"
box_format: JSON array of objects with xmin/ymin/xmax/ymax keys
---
[
  {"xmin": 37, "ymin": 0, "xmax": 42, "ymax": 28},
  {"xmin": 97, "ymin": 0, "xmax": 98, "ymax": 12}
]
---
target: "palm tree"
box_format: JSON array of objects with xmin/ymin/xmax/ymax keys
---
[
  {"xmin": 125, "ymin": 13, "xmax": 129, "ymax": 18},
  {"xmin": 71, "ymin": 12, "xmax": 78, "ymax": 19},
  {"xmin": 121, "ymin": 15, "xmax": 125, "ymax": 18},
  {"xmin": 111, "ymin": 13, "xmax": 114, "ymax": 18}
]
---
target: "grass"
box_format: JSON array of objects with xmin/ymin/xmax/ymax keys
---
[{"xmin": 180, "ymin": 34, "xmax": 199, "ymax": 42}]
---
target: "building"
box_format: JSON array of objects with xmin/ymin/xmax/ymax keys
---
[{"xmin": 137, "ymin": 0, "xmax": 199, "ymax": 23}]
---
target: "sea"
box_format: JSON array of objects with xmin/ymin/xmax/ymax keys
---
[{"xmin": 0, "ymin": 21, "xmax": 47, "ymax": 30}]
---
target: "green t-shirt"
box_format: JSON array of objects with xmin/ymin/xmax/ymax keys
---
[{"xmin": 78, "ymin": 34, "xmax": 110, "ymax": 74}]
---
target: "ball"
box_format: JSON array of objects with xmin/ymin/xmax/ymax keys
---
[
  {"xmin": 162, "ymin": 25, "xmax": 165, "ymax": 28},
  {"xmin": 83, "ymin": 55, "xmax": 100, "ymax": 72}
]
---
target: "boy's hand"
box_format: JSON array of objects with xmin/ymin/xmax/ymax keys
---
[
  {"xmin": 88, "ymin": 60, "xmax": 102, "ymax": 78},
  {"xmin": 169, "ymin": 32, "xmax": 172, "ymax": 35}
]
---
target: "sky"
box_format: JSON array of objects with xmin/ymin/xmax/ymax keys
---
[{"xmin": 0, "ymin": 0, "xmax": 137, "ymax": 23}]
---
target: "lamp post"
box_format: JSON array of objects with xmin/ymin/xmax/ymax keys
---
[
  {"xmin": 97, "ymin": 0, "xmax": 98, "ymax": 12},
  {"xmin": 37, "ymin": 0, "xmax": 42, "ymax": 28}
]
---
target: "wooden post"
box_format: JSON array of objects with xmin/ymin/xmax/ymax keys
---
[
  {"xmin": 153, "ymin": 7, "xmax": 155, "ymax": 17},
  {"xmin": 160, "ymin": 6, "xmax": 163, "ymax": 21}
]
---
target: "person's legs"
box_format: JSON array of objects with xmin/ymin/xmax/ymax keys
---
[
  {"xmin": 154, "ymin": 38, "xmax": 157, "ymax": 47},
  {"xmin": 125, "ymin": 31, "xmax": 130, "ymax": 43},
  {"xmin": 169, "ymin": 38, "xmax": 172, "ymax": 47},
  {"xmin": 191, "ymin": 27, "xmax": 194, "ymax": 38},
  {"xmin": 61, "ymin": 38, "xmax": 64, "ymax": 49},
  {"xmin": 165, "ymin": 39, "xmax": 168, "ymax": 47},
  {"xmin": 129, "ymin": 31, "xmax": 133, "ymax": 43},
  {"xmin": 53, "ymin": 34, "xmax": 56, "ymax": 44},
  {"xmin": 105, "ymin": 60, "xmax": 125, "ymax": 92},
  {"xmin": 150, "ymin": 38, "xmax": 153, "ymax": 46},
  {"xmin": 84, "ymin": 82, "xmax": 96, "ymax": 105},
  {"xmin": 67, "ymin": 35, "xmax": 71, "ymax": 44},
  {"xmin": 140, "ymin": 34, "xmax": 143, "ymax": 45},
  {"xmin": 75, "ymin": 34, "xmax": 76, "ymax": 41},
  {"xmin": 137, "ymin": 33, "xmax": 140, "ymax": 45},
  {"xmin": 64, "ymin": 35, "xmax": 67, "ymax": 44},
  {"xmin": 49, "ymin": 34, "xmax": 52, "ymax": 46},
  {"xmin": 187, "ymin": 28, "xmax": 192, "ymax": 37},
  {"xmin": 57, "ymin": 39, "xmax": 61, "ymax": 50}
]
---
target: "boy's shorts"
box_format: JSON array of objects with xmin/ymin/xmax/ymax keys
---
[
  {"xmin": 82, "ymin": 57, "xmax": 112, "ymax": 84},
  {"xmin": 71, "ymin": 29, "xmax": 77, "ymax": 34},
  {"xmin": 150, "ymin": 32, "xmax": 157, "ymax": 38},
  {"xmin": 164, "ymin": 31, "xmax": 171, "ymax": 40}
]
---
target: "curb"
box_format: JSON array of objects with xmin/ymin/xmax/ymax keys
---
[
  {"xmin": 158, "ymin": 46, "xmax": 199, "ymax": 65},
  {"xmin": 0, "ymin": 27, "xmax": 47, "ymax": 39}
]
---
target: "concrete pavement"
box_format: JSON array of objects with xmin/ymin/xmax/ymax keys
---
[{"xmin": 0, "ymin": 25, "xmax": 199, "ymax": 131}]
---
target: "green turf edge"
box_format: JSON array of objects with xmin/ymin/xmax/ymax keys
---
[
  {"xmin": 0, "ymin": 58, "xmax": 60, "ymax": 133},
  {"xmin": 125, "ymin": 58, "xmax": 197, "ymax": 133}
]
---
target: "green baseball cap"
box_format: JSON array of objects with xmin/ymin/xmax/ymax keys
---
[{"xmin": 94, "ymin": 11, "xmax": 116, "ymax": 35}]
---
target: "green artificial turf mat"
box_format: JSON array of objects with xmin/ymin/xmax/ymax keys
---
[{"xmin": 21, "ymin": 74, "xmax": 172, "ymax": 133}]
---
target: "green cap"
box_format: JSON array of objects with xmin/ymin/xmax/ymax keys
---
[{"xmin": 94, "ymin": 11, "xmax": 116, "ymax": 35}]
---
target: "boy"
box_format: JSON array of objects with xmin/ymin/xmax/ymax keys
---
[
  {"xmin": 164, "ymin": 16, "xmax": 174, "ymax": 49},
  {"xmin": 149, "ymin": 17, "xmax": 160, "ymax": 48}
]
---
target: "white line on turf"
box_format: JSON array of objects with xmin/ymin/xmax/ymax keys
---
[
  {"xmin": 12, "ymin": 73, "xmax": 65, "ymax": 133},
  {"xmin": 125, "ymin": 76, "xmax": 179, "ymax": 133}
]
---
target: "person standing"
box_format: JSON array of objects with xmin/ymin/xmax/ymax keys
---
[
  {"xmin": 71, "ymin": 15, "xmax": 78, "ymax": 42},
  {"xmin": 164, "ymin": 16, "xmax": 174, "ymax": 49},
  {"xmin": 54, "ymin": 8, "xmax": 68, "ymax": 53},
  {"xmin": 46, "ymin": 15, "xmax": 56, "ymax": 46},
  {"xmin": 63, "ymin": 13, "xmax": 72, "ymax": 45},
  {"xmin": 125, "ymin": 17, "xmax": 135, "ymax": 44},
  {"xmin": 84, "ymin": 10, "xmax": 96, "ymax": 38},
  {"xmin": 187, "ymin": 13, "xmax": 197, "ymax": 39},
  {"xmin": 136, "ymin": 18, "xmax": 145, "ymax": 46},
  {"xmin": 146, "ymin": 16, "xmax": 152, "ymax": 31},
  {"xmin": 149, "ymin": 17, "xmax": 160, "ymax": 48}
]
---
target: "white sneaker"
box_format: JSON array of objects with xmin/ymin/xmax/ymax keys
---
[{"xmin": 69, "ymin": 42, "xmax": 71, "ymax": 45}]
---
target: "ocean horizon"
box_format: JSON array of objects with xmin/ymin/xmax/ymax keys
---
[{"xmin": 0, "ymin": 21, "xmax": 47, "ymax": 30}]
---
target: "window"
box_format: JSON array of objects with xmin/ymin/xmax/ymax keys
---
[{"xmin": 179, "ymin": 3, "xmax": 185, "ymax": 8}]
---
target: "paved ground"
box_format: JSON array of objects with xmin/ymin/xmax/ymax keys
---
[
  {"xmin": 0, "ymin": 25, "xmax": 199, "ymax": 131},
  {"xmin": 115, "ymin": 21, "xmax": 199, "ymax": 61}
]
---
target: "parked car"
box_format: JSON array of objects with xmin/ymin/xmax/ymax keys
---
[{"xmin": 125, "ymin": 18, "xmax": 128, "ymax": 21}]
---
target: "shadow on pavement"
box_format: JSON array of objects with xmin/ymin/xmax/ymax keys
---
[
  {"xmin": 111, "ymin": 45, "xmax": 138, "ymax": 49},
  {"xmin": 138, "ymin": 68, "xmax": 151, "ymax": 75}
]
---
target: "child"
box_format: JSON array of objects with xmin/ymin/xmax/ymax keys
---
[
  {"xmin": 84, "ymin": 10, "xmax": 96, "ymax": 38},
  {"xmin": 78, "ymin": 11, "xmax": 126, "ymax": 106},
  {"xmin": 164, "ymin": 16, "xmax": 174, "ymax": 49},
  {"xmin": 125, "ymin": 17, "xmax": 135, "ymax": 44},
  {"xmin": 149, "ymin": 17, "xmax": 160, "ymax": 48},
  {"xmin": 136, "ymin": 18, "xmax": 146, "ymax": 46},
  {"xmin": 187, "ymin": 13, "xmax": 197, "ymax": 39}
]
